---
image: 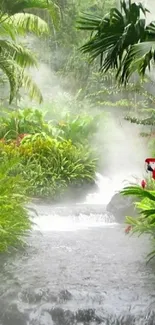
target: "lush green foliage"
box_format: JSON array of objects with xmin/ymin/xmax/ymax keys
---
[
  {"xmin": 0, "ymin": 107, "xmax": 99, "ymax": 199},
  {"xmin": 0, "ymin": 133, "xmax": 97, "ymax": 199},
  {"xmin": 51, "ymin": 112, "xmax": 103, "ymax": 145},
  {"xmin": 0, "ymin": 157, "xmax": 32, "ymax": 252},
  {"xmin": 121, "ymin": 185, "xmax": 155, "ymax": 262},
  {"xmin": 0, "ymin": 107, "xmax": 103, "ymax": 144},
  {"xmin": 21, "ymin": 134, "xmax": 96, "ymax": 197},
  {"xmin": 44, "ymin": 0, "xmax": 154, "ymax": 119},
  {"xmin": 77, "ymin": 0, "xmax": 155, "ymax": 85},
  {"xmin": 0, "ymin": 108, "xmax": 50, "ymax": 139}
]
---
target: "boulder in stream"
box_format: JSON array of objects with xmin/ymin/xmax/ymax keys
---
[{"xmin": 106, "ymin": 192, "xmax": 138, "ymax": 223}]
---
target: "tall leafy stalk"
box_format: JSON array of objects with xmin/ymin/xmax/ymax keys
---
[{"xmin": 0, "ymin": 156, "xmax": 32, "ymax": 252}]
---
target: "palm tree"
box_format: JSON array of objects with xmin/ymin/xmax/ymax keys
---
[
  {"xmin": 0, "ymin": 0, "xmax": 60, "ymax": 103},
  {"xmin": 77, "ymin": 0, "xmax": 155, "ymax": 85}
]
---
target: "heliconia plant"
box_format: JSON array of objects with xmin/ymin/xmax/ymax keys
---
[{"xmin": 121, "ymin": 185, "xmax": 155, "ymax": 263}]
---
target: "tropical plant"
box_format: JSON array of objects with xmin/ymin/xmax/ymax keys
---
[
  {"xmin": 121, "ymin": 185, "xmax": 155, "ymax": 262},
  {"xmin": 0, "ymin": 0, "xmax": 60, "ymax": 103},
  {"xmin": 0, "ymin": 106, "xmax": 105, "ymax": 145},
  {"xmin": 77, "ymin": 0, "xmax": 155, "ymax": 85},
  {"xmin": 0, "ymin": 133, "xmax": 97, "ymax": 199},
  {"xmin": 56, "ymin": 113, "xmax": 104, "ymax": 144},
  {"xmin": 20, "ymin": 133, "xmax": 97, "ymax": 197},
  {"xmin": 0, "ymin": 156, "xmax": 32, "ymax": 252},
  {"xmin": 0, "ymin": 108, "xmax": 51, "ymax": 139}
]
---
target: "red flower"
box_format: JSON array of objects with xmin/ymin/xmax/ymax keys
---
[
  {"xmin": 125, "ymin": 225, "xmax": 132, "ymax": 234},
  {"xmin": 141, "ymin": 179, "xmax": 146, "ymax": 189}
]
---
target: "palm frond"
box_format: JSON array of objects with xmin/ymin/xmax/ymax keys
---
[
  {"xmin": 119, "ymin": 41, "xmax": 155, "ymax": 84},
  {"xmin": 78, "ymin": 0, "xmax": 153, "ymax": 84},
  {"xmin": 21, "ymin": 71, "xmax": 43, "ymax": 104},
  {"xmin": 0, "ymin": 54, "xmax": 42, "ymax": 104},
  {"xmin": 0, "ymin": 0, "xmax": 60, "ymax": 30},
  {"xmin": 78, "ymin": 8, "xmax": 144, "ymax": 72},
  {"xmin": 78, "ymin": 11, "xmax": 124, "ymax": 72},
  {"xmin": 120, "ymin": 0, "xmax": 149, "ymax": 20},
  {"xmin": 0, "ymin": 1, "xmax": 61, "ymax": 104},
  {"xmin": 0, "ymin": 39, "xmax": 37, "ymax": 68},
  {"xmin": 0, "ymin": 19, "xmax": 16, "ymax": 39},
  {"xmin": 0, "ymin": 56, "xmax": 18, "ymax": 103},
  {"xmin": 77, "ymin": 12, "xmax": 104, "ymax": 31},
  {"xmin": 0, "ymin": 0, "xmax": 56, "ymax": 14},
  {"xmin": 6, "ymin": 13, "xmax": 49, "ymax": 36}
]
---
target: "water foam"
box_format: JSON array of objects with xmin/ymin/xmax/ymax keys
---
[
  {"xmin": 32, "ymin": 172, "xmax": 142, "ymax": 232},
  {"xmin": 84, "ymin": 172, "xmax": 140, "ymax": 205},
  {"xmin": 33, "ymin": 212, "xmax": 116, "ymax": 232}
]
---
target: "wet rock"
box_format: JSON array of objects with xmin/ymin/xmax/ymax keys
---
[
  {"xmin": 75, "ymin": 309, "xmax": 101, "ymax": 323},
  {"xmin": 63, "ymin": 310, "xmax": 75, "ymax": 325},
  {"xmin": 58, "ymin": 290, "xmax": 73, "ymax": 302},
  {"xmin": 106, "ymin": 192, "xmax": 138, "ymax": 223},
  {"xmin": 50, "ymin": 307, "xmax": 64, "ymax": 324},
  {"xmin": 50, "ymin": 308, "xmax": 75, "ymax": 325}
]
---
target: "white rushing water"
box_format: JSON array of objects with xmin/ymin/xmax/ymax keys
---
[
  {"xmin": 33, "ymin": 172, "xmax": 143, "ymax": 232},
  {"xmin": 85, "ymin": 172, "xmax": 141, "ymax": 205},
  {"xmin": 33, "ymin": 212, "xmax": 117, "ymax": 232}
]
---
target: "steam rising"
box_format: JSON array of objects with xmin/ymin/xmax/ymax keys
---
[
  {"xmin": 101, "ymin": 114, "xmax": 148, "ymax": 178},
  {"xmin": 20, "ymin": 30, "xmax": 150, "ymax": 202}
]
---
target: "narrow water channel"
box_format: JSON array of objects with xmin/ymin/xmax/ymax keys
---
[{"xmin": 0, "ymin": 204, "xmax": 155, "ymax": 325}]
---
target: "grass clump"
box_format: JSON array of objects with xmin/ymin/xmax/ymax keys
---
[{"xmin": 0, "ymin": 157, "xmax": 32, "ymax": 252}]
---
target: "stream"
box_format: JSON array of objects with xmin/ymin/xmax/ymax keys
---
[{"xmin": 1, "ymin": 176, "xmax": 155, "ymax": 324}]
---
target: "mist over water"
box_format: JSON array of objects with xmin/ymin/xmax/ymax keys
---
[
  {"xmin": 86, "ymin": 118, "xmax": 147, "ymax": 204},
  {"xmin": 21, "ymin": 48, "xmax": 149, "ymax": 206}
]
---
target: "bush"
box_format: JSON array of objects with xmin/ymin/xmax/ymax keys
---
[
  {"xmin": 0, "ymin": 108, "xmax": 51, "ymax": 140},
  {"xmin": 0, "ymin": 107, "xmax": 105, "ymax": 146},
  {"xmin": 0, "ymin": 106, "xmax": 101, "ymax": 200},
  {"xmin": 56, "ymin": 113, "xmax": 102, "ymax": 145},
  {"xmin": 0, "ymin": 157, "xmax": 32, "ymax": 252},
  {"xmin": 0, "ymin": 133, "xmax": 97, "ymax": 199}
]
